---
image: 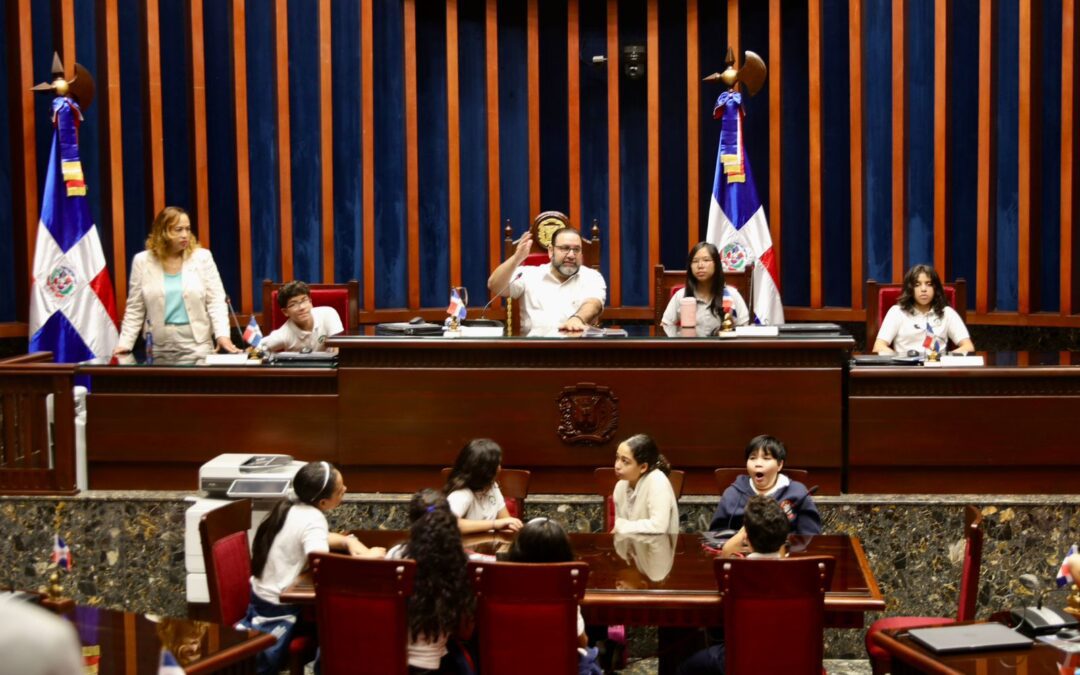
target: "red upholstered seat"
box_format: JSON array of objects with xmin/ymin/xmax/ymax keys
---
[
  {"xmin": 864, "ymin": 505, "xmax": 984, "ymax": 675},
  {"xmin": 199, "ymin": 499, "xmax": 313, "ymax": 675},
  {"xmin": 717, "ymin": 555, "xmax": 835, "ymax": 675},
  {"xmin": 310, "ymin": 552, "xmax": 417, "ymax": 675},
  {"xmin": 469, "ymin": 560, "xmax": 588, "ymax": 675},
  {"xmin": 439, "ymin": 467, "xmax": 531, "ymax": 520},
  {"xmin": 261, "ymin": 279, "xmax": 359, "ymax": 331}
]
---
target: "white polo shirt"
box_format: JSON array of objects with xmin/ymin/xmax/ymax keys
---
[
  {"xmin": 261, "ymin": 306, "xmax": 343, "ymax": 353},
  {"xmin": 876, "ymin": 305, "xmax": 970, "ymax": 355},
  {"xmin": 661, "ymin": 286, "xmax": 750, "ymax": 332},
  {"xmin": 508, "ymin": 264, "xmax": 607, "ymax": 333}
]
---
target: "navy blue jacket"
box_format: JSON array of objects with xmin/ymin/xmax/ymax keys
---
[{"xmin": 708, "ymin": 474, "xmax": 822, "ymax": 534}]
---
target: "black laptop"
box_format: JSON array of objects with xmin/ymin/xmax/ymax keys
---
[{"xmin": 907, "ymin": 623, "xmax": 1032, "ymax": 654}]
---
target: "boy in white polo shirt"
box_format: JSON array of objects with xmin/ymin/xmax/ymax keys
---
[{"xmin": 260, "ymin": 280, "xmax": 344, "ymax": 353}]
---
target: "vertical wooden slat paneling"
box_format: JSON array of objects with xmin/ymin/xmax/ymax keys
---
[
  {"xmin": 273, "ymin": 0, "xmax": 294, "ymax": 282},
  {"xmin": 647, "ymin": 0, "xmax": 659, "ymax": 307},
  {"xmin": 1061, "ymin": 0, "xmax": 1075, "ymax": 315},
  {"xmin": 319, "ymin": 0, "xmax": 335, "ymax": 284},
  {"xmin": 189, "ymin": 0, "xmax": 210, "ymax": 248},
  {"xmin": 567, "ymin": 0, "xmax": 582, "ymax": 231},
  {"xmin": 890, "ymin": 0, "xmax": 906, "ymax": 283},
  {"xmin": 485, "ymin": 0, "xmax": 501, "ymax": 287},
  {"xmin": 231, "ymin": 0, "xmax": 253, "ymax": 313},
  {"xmin": 768, "ymin": 0, "xmax": 782, "ymax": 283},
  {"xmin": 362, "ymin": 0, "xmax": 376, "ymax": 309},
  {"xmin": 976, "ymin": 0, "xmax": 995, "ymax": 313},
  {"xmin": 807, "ymin": 0, "xmax": 823, "ymax": 308},
  {"xmin": 15, "ymin": 0, "xmax": 39, "ymax": 316},
  {"xmin": 849, "ymin": 0, "xmax": 864, "ymax": 309},
  {"xmin": 686, "ymin": 0, "xmax": 699, "ymax": 249},
  {"xmin": 101, "ymin": 0, "xmax": 127, "ymax": 310},
  {"xmin": 606, "ymin": 0, "xmax": 622, "ymax": 306},
  {"xmin": 527, "ymin": 0, "xmax": 540, "ymax": 217},
  {"xmin": 59, "ymin": 0, "xmax": 75, "ymax": 78},
  {"xmin": 447, "ymin": 0, "xmax": 462, "ymax": 287},
  {"xmin": 1017, "ymin": 0, "xmax": 1033, "ymax": 314},
  {"xmin": 933, "ymin": 0, "xmax": 950, "ymax": 277},
  {"xmin": 403, "ymin": 0, "xmax": 420, "ymax": 307},
  {"xmin": 143, "ymin": 0, "xmax": 166, "ymax": 215}
]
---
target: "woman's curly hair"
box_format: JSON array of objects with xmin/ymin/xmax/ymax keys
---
[
  {"xmin": 404, "ymin": 489, "xmax": 475, "ymax": 642},
  {"xmin": 145, "ymin": 206, "xmax": 199, "ymax": 261}
]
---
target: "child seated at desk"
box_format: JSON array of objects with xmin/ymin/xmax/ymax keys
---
[
  {"xmin": 679, "ymin": 497, "xmax": 791, "ymax": 674},
  {"xmin": 710, "ymin": 434, "xmax": 821, "ymax": 536},
  {"xmin": 444, "ymin": 439, "xmax": 523, "ymax": 535},
  {"xmin": 872, "ymin": 264, "xmax": 975, "ymax": 356},
  {"xmin": 260, "ymin": 280, "xmax": 344, "ymax": 353}
]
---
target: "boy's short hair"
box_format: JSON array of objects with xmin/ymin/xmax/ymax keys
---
[
  {"xmin": 277, "ymin": 280, "xmax": 311, "ymax": 309},
  {"xmin": 744, "ymin": 434, "xmax": 787, "ymax": 463},
  {"xmin": 743, "ymin": 495, "xmax": 789, "ymax": 554}
]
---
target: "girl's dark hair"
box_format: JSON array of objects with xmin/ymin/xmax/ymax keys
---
[
  {"xmin": 684, "ymin": 242, "xmax": 727, "ymax": 319},
  {"xmin": 403, "ymin": 489, "xmax": 475, "ymax": 642},
  {"xmin": 252, "ymin": 461, "xmax": 339, "ymax": 578},
  {"xmin": 897, "ymin": 264, "xmax": 948, "ymax": 318},
  {"xmin": 505, "ymin": 518, "xmax": 575, "ymax": 563},
  {"xmin": 623, "ymin": 433, "xmax": 671, "ymax": 476},
  {"xmin": 744, "ymin": 434, "xmax": 787, "ymax": 463},
  {"xmin": 444, "ymin": 438, "xmax": 503, "ymax": 493}
]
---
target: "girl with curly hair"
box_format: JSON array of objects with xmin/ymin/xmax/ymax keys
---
[{"xmin": 873, "ymin": 264, "xmax": 974, "ymax": 355}]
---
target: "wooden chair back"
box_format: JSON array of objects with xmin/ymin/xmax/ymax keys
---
[
  {"xmin": 653, "ymin": 263, "xmax": 754, "ymax": 326},
  {"xmin": 198, "ymin": 498, "xmax": 253, "ymax": 626},
  {"xmin": 865, "ymin": 278, "xmax": 967, "ymax": 348},
  {"xmin": 439, "ymin": 467, "xmax": 531, "ymax": 520}
]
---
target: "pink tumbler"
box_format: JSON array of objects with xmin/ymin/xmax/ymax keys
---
[{"xmin": 679, "ymin": 296, "xmax": 697, "ymax": 327}]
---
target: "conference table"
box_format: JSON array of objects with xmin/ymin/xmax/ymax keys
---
[{"xmin": 870, "ymin": 624, "xmax": 1077, "ymax": 674}]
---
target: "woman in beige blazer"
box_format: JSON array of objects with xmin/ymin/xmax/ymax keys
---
[{"xmin": 113, "ymin": 206, "xmax": 240, "ymax": 359}]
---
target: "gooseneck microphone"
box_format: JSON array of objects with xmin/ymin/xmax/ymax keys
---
[
  {"xmin": 480, "ymin": 270, "xmax": 524, "ymax": 321},
  {"xmin": 792, "ymin": 485, "xmax": 820, "ymax": 512},
  {"xmin": 225, "ymin": 296, "xmax": 245, "ymax": 347}
]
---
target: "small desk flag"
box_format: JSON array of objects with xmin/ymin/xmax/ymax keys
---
[
  {"xmin": 447, "ymin": 288, "xmax": 467, "ymax": 320},
  {"xmin": 242, "ymin": 316, "xmax": 262, "ymax": 348},
  {"xmin": 1058, "ymin": 544, "xmax": 1078, "ymax": 588},
  {"xmin": 51, "ymin": 534, "xmax": 72, "ymax": 570}
]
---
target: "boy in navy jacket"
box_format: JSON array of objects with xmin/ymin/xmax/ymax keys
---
[{"xmin": 709, "ymin": 435, "xmax": 822, "ymax": 535}]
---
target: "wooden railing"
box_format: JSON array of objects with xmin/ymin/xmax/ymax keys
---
[{"xmin": 0, "ymin": 353, "xmax": 78, "ymax": 495}]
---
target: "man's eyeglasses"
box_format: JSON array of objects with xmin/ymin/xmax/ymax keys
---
[{"xmin": 554, "ymin": 245, "xmax": 582, "ymax": 254}]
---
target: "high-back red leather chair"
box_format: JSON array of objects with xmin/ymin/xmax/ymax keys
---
[
  {"xmin": 310, "ymin": 552, "xmax": 417, "ymax": 675},
  {"xmin": 440, "ymin": 467, "xmax": 531, "ymax": 520},
  {"xmin": 714, "ymin": 468, "xmax": 810, "ymax": 493},
  {"xmin": 864, "ymin": 504, "xmax": 984, "ymax": 675},
  {"xmin": 261, "ymin": 279, "xmax": 360, "ymax": 332},
  {"xmin": 469, "ymin": 560, "xmax": 588, "ymax": 675},
  {"xmin": 502, "ymin": 212, "xmax": 601, "ymax": 335},
  {"xmin": 717, "ymin": 555, "xmax": 835, "ymax": 675},
  {"xmin": 199, "ymin": 499, "xmax": 312, "ymax": 675},
  {"xmin": 593, "ymin": 467, "xmax": 685, "ymax": 532},
  {"xmin": 653, "ymin": 263, "xmax": 754, "ymax": 327},
  {"xmin": 865, "ymin": 278, "xmax": 967, "ymax": 350}
]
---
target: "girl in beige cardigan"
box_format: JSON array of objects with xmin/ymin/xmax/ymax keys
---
[{"xmin": 612, "ymin": 434, "xmax": 680, "ymax": 534}]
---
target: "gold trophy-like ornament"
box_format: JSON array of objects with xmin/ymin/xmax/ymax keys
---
[
  {"xmin": 720, "ymin": 312, "xmax": 735, "ymax": 333},
  {"xmin": 703, "ymin": 47, "xmax": 768, "ymax": 96},
  {"xmin": 31, "ymin": 52, "xmax": 95, "ymax": 110}
]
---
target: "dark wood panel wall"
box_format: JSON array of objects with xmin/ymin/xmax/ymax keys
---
[{"xmin": 2, "ymin": 0, "xmax": 1079, "ymax": 336}]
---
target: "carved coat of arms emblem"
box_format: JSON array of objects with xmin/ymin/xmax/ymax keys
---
[{"xmin": 557, "ymin": 383, "xmax": 619, "ymax": 445}]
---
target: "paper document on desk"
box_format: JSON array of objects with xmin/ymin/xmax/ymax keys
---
[
  {"xmin": 204, "ymin": 353, "xmax": 254, "ymax": 366},
  {"xmin": 582, "ymin": 326, "xmax": 628, "ymax": 338},
  {"xmin": 735, "ymin": 325, "xmax": 779, "ymax": 337}
]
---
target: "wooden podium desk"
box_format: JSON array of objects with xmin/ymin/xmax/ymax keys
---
[
  {"xmin": 332, "ymin": 330, "xmax": 853, "ymax": 494},
  {"xmin": 849, "ymin": 352, "xmax": 1080, "ymax": 493},
  {"xmin": 870, "ymin": 624, "xmax": 1073, "ymax": 674}
]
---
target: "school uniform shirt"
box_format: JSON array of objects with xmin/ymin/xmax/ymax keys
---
[
  {"xmin": 876, "ymin": 304, "xmax": 970, "ymax": 355},
  {"xmin": 661, "ymin": 286, "xmax": 750, "ymax": 332},
  {"xmin": 260, "ymin": 306, "xmax": 344, "ymax": 353},
  {"xmin": 408, "ymin": 631, "xmax": 449, "ymax": 671},
  {"xmin": 447, "ymin": 483, "xmax": 506, "ymax": 521},
  {"xmin": 507, "ymin": 263, "xmax": 607, "ymax": 333},
  {"xmin": 251, "ymin": 503, "xmax": 330, "ymax": 605},
  {"xmin": 709, "ymin": 474, "xmax": 822, "ymax": 535},
  {"xmin": 613, "ymin": 469, "xmax": 680, "ymax": 534}
]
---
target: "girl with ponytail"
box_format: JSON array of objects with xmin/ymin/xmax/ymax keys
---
[
  {"xmin": 242, "ymin": 461, "xmax": 385, "ymax": 675},
  {"xmin": 611, "ymin": 434, "xmax": 680, "ymax": 534}
]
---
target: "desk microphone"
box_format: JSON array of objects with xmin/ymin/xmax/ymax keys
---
[
  {"xmin": 225, "ymin": 296, "xmax": 246, "ymax": 348},
  {"xmin": 793, "ymin": 485, "xmax": 820, "ymax": 511},
  {"xmin": 480, "ymin": 271, "xmax": 523, "ymax": 321}
]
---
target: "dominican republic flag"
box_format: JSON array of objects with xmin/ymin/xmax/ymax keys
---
[
  {"xmin": 157, "ymin": 649, "xmax": 186, "ymax": 675},
  {"xmin": 242, "ymin": 315, "xmax": 262, "ymax": 347},
  {"xmin": 722, "ymin": 286, "xmax": 735, "ymax": 318},
  {"xmin": 922, "ymin": 321, "xmax": 939, "ymax": 352},
  {"xmin": 29, "ymin": 97, "xmax": 118, "ymax": 362},
  {"xmin": 51, "ymin": 534, "xmax": 72, "ymax": 570},
  {"xmin": 705, "ymin": 90, "xmax": 784, "ymax": 325},
  {"xmin": 1057, "ymin": 544, "xmax": 1078, "ymax": 588},
  {"xmin": 447, "ymin": 288, "xmax": 467, "ymax": 320}
]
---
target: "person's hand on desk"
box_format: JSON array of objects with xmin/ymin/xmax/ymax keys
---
[
  {"xmin": 216, "ymin": 336, "xmax": 242, "ymax": 353},
  {"xmin": 343, "ymin": 533, "xmax": 386, "ymax": 558},
  {"xmin": 721, "ymin": 527, "xmax": 752, "ymax": 557},
  {"xmin": 494, "ymin": 516, "xmax": 523, "ymax": 533},
  {"xmin": 560, "ymin": 315, "xmax": 589, "ymax": 332}
]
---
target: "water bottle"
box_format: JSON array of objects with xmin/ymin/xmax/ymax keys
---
[{"xmin": 144, "ymin": 318, "xmax": 154, "ymax": 364}]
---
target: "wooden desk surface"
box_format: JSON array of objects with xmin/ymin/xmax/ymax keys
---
[
  {"xmin": 283, "ymin": 531, "xmax": 883, "ymax": 628},
  {"xmin": 871, "ymin": 624, "xmax": 1076, "ymax": 674}
]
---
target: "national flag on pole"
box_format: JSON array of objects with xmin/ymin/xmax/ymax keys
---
[
  {"xmin": 1057, "ymin": 544, "xmax": 1078, "ymax": 588},
  {"xmin": 242, "ymin": 315, "xmax": 262, "ymax": 348},
  {"xmin": 447, "ymin": 288, "xmax": 467, "ymax": 320},
  {"xmin": 51, "ymin": 534, "xmax": 72, "ymax": 570},
  {"xmin": 157, "ymin": 649, "xmax": 186, "ymax": 675},
  {"xmin": 705, "ymin": 90, "xmax": 784, "ymax": 325},
  {"xmin": 29, "ymin": 96, "xmax": 119, "ymax": 362},
  {"xmin": 922, "ymin": 321, "xmax": 939, "ymax": 352}
]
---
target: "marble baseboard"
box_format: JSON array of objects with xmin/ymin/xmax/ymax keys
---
[{"xmin": 2, "ymin": 492, "xmax": 1077, "ymax": 659}]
